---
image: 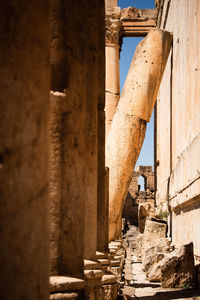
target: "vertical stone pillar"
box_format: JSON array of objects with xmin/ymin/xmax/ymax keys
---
[
  {"xmin": 83, "ymin": 0, "xmax": 99, "ymax": 263},
  {"xmin": 0, "ymin": 1, "xmax": 49, "ymax": 299},
  {"xmin": 50, "ymin": 0, "xmax": 105, "ymax": 286},
  {"xmin": 50, "ymin": 0, "xmax": 90, "ymax": 278},
  {"xmin": 105, "ymin": 6, "xmax": 121, "ymax": 138},
  {"xmin": 97, "ymin": 1, "xmax": 108, "ymax": 253}
]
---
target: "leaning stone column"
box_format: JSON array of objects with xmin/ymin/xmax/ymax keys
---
[
  {"xmin": 0, "ymin": 1, "xmax": 49, "ymax": 299},
  {"xmin": 106, "ymin": 29, "xmax": 172, "ymax": 241},
  {"xmin": 105, "ymin": 6, "xmax": 121, "ymax": 138}
]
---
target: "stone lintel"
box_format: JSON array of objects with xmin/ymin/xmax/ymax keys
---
[
  {"xmin": 121, "ymin": 7, "xmax": 157, "ymax": 21},
  {"xmin": 105, "ymin": 7, "xmax": 157, "ymax": 42},
  {"xmin": 136, "ymin": 165, "xmax": 153, "ymax": 173},
  {"xmin": 120, "ymin": 7, "xmax": 157, "ymax": 37}
]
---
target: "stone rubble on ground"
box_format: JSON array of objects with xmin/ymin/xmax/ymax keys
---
[{"xmin": 121, "ymin": 221, "xmax": 199, "ymax": 299}]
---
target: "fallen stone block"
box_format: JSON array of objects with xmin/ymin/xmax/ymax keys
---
[
  {"xmin": 148, "ymin": 242, "xmax": 195, "ymax": 286},
  {"xmin": 147, "ymin": 256, "xmax": 164, "ymax": 282},
  {"xmin": 142, "ymin": 238, "xmax": 172, "ymax": 275},
  {"xmin": 161, "ymin": 242, "xmax": 195, "ymax": 288},
  {"xmin": 142, "ymin": 218, "xmax": 167, "ymax": 256},
  {"xmin": 143, "ymin": 252, "xmax": 164, "ymax": 277}
]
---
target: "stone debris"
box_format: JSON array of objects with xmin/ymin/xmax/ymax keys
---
[
  {"xmin": 121, "ymin": 224, "xmax": 200, "ymax": 299},
  {"xmin": 144, "ymin": 242, "xmax": 195, "ymax": 288},
  {"xmin": 143, "ymin": 252, "xmax": 165, "ymax": 278},
  {"xmin": 142, "ymin": 238, "xmax": 172, "ymax": 277},
  {"xmin": 161, "ymin": 242, "xmax": 195, "ymax": 288},
  {"xmin": 142, "ymin": 218, "xmax": 167, "ymax": 256}
]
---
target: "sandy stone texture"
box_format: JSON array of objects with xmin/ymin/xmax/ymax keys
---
[{"xmin": 0, "ymin": 1, "xmax": 49, "ymax": 299}]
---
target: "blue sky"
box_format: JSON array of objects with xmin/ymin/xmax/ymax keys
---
[
  {"xmin": 118, "ymin": 0, "xmax": 155, "ymax": 9},
  {"xmin": 118, "ymin": 0, "xmax": 155, "ymax": 174}
]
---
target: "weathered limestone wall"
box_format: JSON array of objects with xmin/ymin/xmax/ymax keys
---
[
  {"xmin": 0, "ymin": 1, "xmax": 49, "ymax": 299},
  {"xmin": 155, "ymin": 0, "xmax": 200, "ymax": 263},
  {"xmin": 172, "ymin": 203, "xmax": 200, "ymax": 259}
]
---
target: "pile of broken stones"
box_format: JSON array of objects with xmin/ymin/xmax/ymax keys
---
[{"xmin": 130, "ymin": 217, "xmax": 196, "ymax": 289}]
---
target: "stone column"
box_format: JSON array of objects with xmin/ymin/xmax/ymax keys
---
[
  {"xmin": 50, "ymin": 1, "xmax": 105, "ymax": 298},
  {"xmin": 97, "ymin": 0, "xmax": 108, "ymax": 253},
  {"xmin": 50, "ymin": 0, "xmax": 99, "ymax": 277},
  {"xmin": 106, "ymin": 29, "xmax": 172, "ymax": 241},
  {"xmin": 0, "ymin": 1, "xmax": 49, "ymax": 299},
  {"xmin": 105, "ymin": 6, "xmax": 121, "ymax": 138},
  {"xmin": 50, "ymin": 0, "xmax": 84, "ymax": 278},
  {"xmin": 83, "ymin": 0, "xmax": 99, "ymax": 262}
]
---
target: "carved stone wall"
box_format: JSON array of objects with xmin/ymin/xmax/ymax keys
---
[{"xmin": 155, "ymin": 0, "xmax": 200, "ymax": 270}]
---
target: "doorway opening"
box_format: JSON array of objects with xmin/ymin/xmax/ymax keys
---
[{"xmin": 138, "ymin": 175, "xmax": 147, "ymax": 192}]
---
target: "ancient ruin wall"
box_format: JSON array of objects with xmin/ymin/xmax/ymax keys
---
[
  {"xmin": 122, "ymin": 166, "xmax": 155, "ymax": 233},
  {"xmin": 155, "ymin": 0, "xmax": 200, "ymax": 262}
]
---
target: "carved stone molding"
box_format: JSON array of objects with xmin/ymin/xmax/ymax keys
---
[
  {"xmin": 121, "ymin": 7, "xmax": 157, "ymax": 22},
  {"xmin": 120, "ymin": 7, "xmax": 157, "ymax": 37},
  {"xmin": 155, "ymin": 0, "xmax": 162, "ymax": 9},
  {"xmin": 105, "ymin": 7, "xmax": 122, "ymax": 45}
]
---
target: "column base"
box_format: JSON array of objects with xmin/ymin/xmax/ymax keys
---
[
  {"xmin": 96, "ymin": 251, "xmax": 110, "ymax": 272},
  {"xmin": 101, "ymin": 274, "xmax": 118, "ymax": 300},
  {"xmin": 49, "ymin": 276, "xmax": 85, "ymax": 300},
  {"xmin": 96, "ymin": 246, "xmax": 125, "ymax": 300},
  {"xmin": 84, "ymin": 259, "xmax": 104, "ymax": 300},
  {"xmin": 108, "ymin": 239, "xmax": 125, "ymax": 281}
]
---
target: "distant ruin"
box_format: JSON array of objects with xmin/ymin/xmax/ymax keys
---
[{"xmin": 122, "ymin": 166, "xmax": 155, "ymax": 232}]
